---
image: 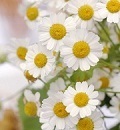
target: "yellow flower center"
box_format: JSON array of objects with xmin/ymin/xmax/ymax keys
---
[
  {"xmin": 72, "ymin": 41, "xmax": 90, "ymax": 58},
  {"xmin": 16, "ymin": 47, "xmax": 28, "ymax": 60},
  {"xmin": 34, "ymin": 53, "xmax": 47, "ymax": 68},
  {"xmin": 77, "ymin": 117, "xmax": 94, "ymax": 130},
  {"xmin": 24, "ymin": 102, "xmax": 37, "ymax": 116},
  {"xmin": 106, "ymin": 0, "xmax": 120, "ymax": 13},
  {"xmin": 50, "ymin": 24, "xmax": 66, "ymax": 40},
  {"xmin": 24, "ymin": 70, "xmax": 37, "ymax": 82},
  {"xmin": 74, "ymin": 92, "xmax": 89, "ymax": 107},
  {"xmin": 26, "ymin": 7, "xmax": 39, "ymax": 21},
  {"xmin": 102, "ymin": 46, "xmax": 109, "ymax": 54},
  {"xmin": 99, "ymin": 77, "xmax": 109, "ymax": 88},
  {"xmin": 53, "ymin": 102, "xmax": 69, "ymax": 118},
  {"xmin": 64, "ymin": 0, "xmax": 69, "ymax": 2},
  {"xmin": 78, "ymin": 5, "xmax": 94, "ymax": 20}
]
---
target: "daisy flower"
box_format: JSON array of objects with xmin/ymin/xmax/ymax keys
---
[
  {"xmin": 88, "ymin": 68, "xmax": 113, "ymax": 101},
  {"xmin": 47, "ymin": 78, "xmax": 66, "ymax": 96},
  {"xmin": 72, "ymin": 110, "xmax": 104, "ymax": 130},
  {"xmin": 96, "ymin": 0, "xmax": 120, "ymax": 23},
  {"xmin": 63, "ymin": 82, "xmax": 99, "ymax": 118},
  {"xmin": 38, "ymin": 13, "xmax": 76, "ymax": 52},
  {"xmin": 67, "ymin": 0, "xmax": 102, "ymax": 30},
  {"xmin": 19, "ymin": 0, "xmax": 46, "ymax": 29},
  {"xmin": 24, "ymin": 90, "xmax": 41, "ymax": 117},
  {"xmin": 109, "ymin": 94, "xmax": 120, "ymax": 120},
  {"xmin": 60, "ymin": 29, "xmax": 103, "ymax": 71},
  {"xmin": 25, "ymin": 44, "xmax": 55, "ymax": 79},
  {"xmin": 7, "ymin": 38, "xmax": 29, "ymax": 66},
  {"xmin": 40, "ymin": 92, "xmax": 78, "ymax": 130}
]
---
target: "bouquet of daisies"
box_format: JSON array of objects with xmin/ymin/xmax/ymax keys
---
[{"xmin": 1, "ymin": 0, "xmax": 120, "ymax": 130}]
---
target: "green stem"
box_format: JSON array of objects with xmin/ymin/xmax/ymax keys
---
[{"xmin": 98, "ymin": 22, "xmax": 115, "ymax": 47}]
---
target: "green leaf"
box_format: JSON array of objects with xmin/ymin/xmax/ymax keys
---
[{"xmin": 110, "ymin": 123, "xmax": 120, "ymax": 130}]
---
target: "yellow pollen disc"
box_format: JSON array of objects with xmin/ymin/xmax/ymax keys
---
[
  {"xmin": 102, "ymin": 46, "xmax": 109, "ymax": 54},
  {"xmin": 16, "ymin": 46, "xmax": 28, "ymax": 60},
  {"xmin": 72, "ymin": 41, "xmax": 90, "ymax": 58},
  {"xmin": 78, "ymin": 5, "xmax": 94, "ymax": 20},
  {"xmin": 50, "ymin": 24, "xmax": 66, "ymax": 40},
  {"xmin": 99, "ymin": 77, "xmax": 109, "ymax": 88},
  {"xmin": 74, "ymin": 92, "xmax": 89, "ymax": 107},
  {"xmin": 26, "ymin": 7, "xmax": 39, "ymax": 21},
  {"xmin": 53, "ymin": 102, "xmax": 69, "ymax": 118},
  {"xmin": 24, "ymin": 70, "xmax": 37, "ymax": 82},
  {"xmin": 34, "ymin": 53, "xmax": 47, "ymax": 68},
  {"xmin": 24, "ymin": 102, "xmax": 37, "ymax": 116},
  {"xmin": 64, "ymin": 0, "xmax": 69, "ymax": 2},
  {"xmin": 77, "ymin": 117, "xmax": 94, "ymax": 130},
  {"xmin": 106, "ymin": 0, "xmax": 120, "ymax": 13}
]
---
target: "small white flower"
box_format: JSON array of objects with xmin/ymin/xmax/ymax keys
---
[
  {"xmin": 7, "ymin": 38, "xmax": 29, "ymax": 66},
  {"xmin": 63, "ymin": 82, "xmax": 99, "ymax": 118},
  {"xmin": 24, "ymin": 90, "xmax": 41, "ymax": 116},
  {"xmin": 47, "ymin": 78, "xmax": 66, "ymax": 96},
  {"xmin": 96, "ymin": 0, "xmax": 120, "ymax": 23},
  {"xmin": 19, "ymin": 0, "xmax": 47, "ymax": 29},
  {"xmin": 60, "ymin": 29, "xmax": 103, "ymax": 71},
  {"xmin": 40, "ymin": 92, "xmax": 78, "ymax": 130},
  {"xmin": 71, "ymin": 110, "xmax": 104, "ymax": 130},
  {"xmin": 67, "ymin": 0, "xmax": 102, "ymax": 30},
  {"xmin": 109, "ymin": 95, "xmax": 120, "ymax": 121},
  {"xmin": 25, "ymin": 44, "xmax": 55, "ymax": 79},
  {"xmin": 38, "ymin": 13, "xmax": 76, "ymax": 52},
  {"xmin": 88, "ymin": 68, "xmax": 113, "ymax": 101}
]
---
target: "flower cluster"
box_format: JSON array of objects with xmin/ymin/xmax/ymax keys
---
[{"xmin": 2, "ymin": 0, "xmax": 120, "ymax": 129}]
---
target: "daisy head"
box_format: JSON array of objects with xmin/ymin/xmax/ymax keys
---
[
  {"xmin": 47, "ymin": 78, "xmax": 66, "ymax": 96},
  {"xmin": 19, "ymin": 0, "xmax": 46, "ymax": 29},
  {"xmin": 38, "ymin": 13, "xmax": 76, "ymax": 52},
  {"xmin": 73, "ymin": 110, "xmax": 104, "ymax": 130},
  {"xmin": 63, "ymin": 81, "xmax": 99, "ymax": 118},
  {"xmin": 109, "ymin": 94, "xmax": 120, "ymax": 120},
  {"xmin": 24, "ymin": 90, "xmax": 41, "ymax": 117},
  {"xmin": 96, "ymin": 0, "xmax": 120, "ymax": 23},
  {"xmin": 67, "ymin": 0, "xmax": 102, "ymax": 29},
  {"xmin": 7, "ymin": 38, "xmax": 29, "ymax": 66},
  {"xmin": 25, "ymin": 44, "xmax": 55, "ymax": 79},
  {"xmin": 60, "ymin": 29, "xmax": 103, "ymax": 71},
  {"xmin": 40, "ymin": 92, "xmax": 78, "ymax": 130}
]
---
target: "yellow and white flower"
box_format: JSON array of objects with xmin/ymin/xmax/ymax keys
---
[
  {"xmin": 25, "ymin": 44, "xmax": 55, "ymax": 79},
  {"xmin": 19, "ymin": 0, "xmax": 46, "ymax": 29},
  {"xmin": 7, "ymin": 38, "xmax": 29, "ymax": 66},
  {"xmin": 47, "ymin": 78, "xmax": 66, "ymax": 96},
  {"xmin": 72, "ymin": 110, "xmax": 104, "ymax": 130},
  {"xmin": 63, "ymin": 82, "xmax": 99, "ymax": 118},
  {"xmin": 38, "ymin": 13, "xmax": 76, "ymax": 52},
  {"xmin": 67, "ymin": 0, "xmax": 102, "ymax": 30},
  {"xmin": 24, "ymin": 90, "xmax": 41, "ymax": 116},
  {"xmin": 96, "ymin": 0, "xmax": 120, "ymax": 23},
  {"xmin": 40, "ymin": 92, "xmax": 78, "ymax": 130},
  {"xmin": 60, "ymin": 29, "xmax": 103, "ymax": 71},
  {"xmin": 109, "ymin": 94, "xmax": 120, "ymax": 120}
]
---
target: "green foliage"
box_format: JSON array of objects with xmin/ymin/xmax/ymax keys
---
[{"xmin": 110, "ymin": 123, "xmax": 120, "ymax": 130}]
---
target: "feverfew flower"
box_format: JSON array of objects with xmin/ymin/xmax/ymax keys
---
[
  {"xmin": 38, "ymin": 13, "xmax": 76, "ymax": 52},
  {"xmin": 47, "ymin": 78, "xmax": 66, "ymax": 96},
  {"xmin": 7, "ymin": 38, "xmax": 29, "ymax": 66},
  {"xmin": 40, "ymin": 92, "xmax": 78, "ymax": 130},
  {"xmin": 72, "ymin": 110, "xmax": 104, "ymax": 130},
  {"xmin": 67, "ymin": 0, "xmax": 102, "ymax": 29},
  {"xmin": 96, "ymin": 0, "xmax": 120, "ymax": 23},
  {"xmin": 24, "ymin": 90, "xmax": 41, "ymax": 116},
  {"xmin": 61, "ymin": 29, "xmax": 103, "ymax": 71},
  {"xmin": 63, "ymin": 82, "xmax": 99, "ymax": 118},
  {"xmin": 19, "ymin": 0, "xmax": 45, "ymax": 29},
  {"xmin": 109, "ymin": 94, "xmax": 120, "ymax": 120},
  {"xmin": 25, "ymin": 44, "xmax": 55, "ymax": 79}
]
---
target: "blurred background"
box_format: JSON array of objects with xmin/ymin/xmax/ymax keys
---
[{"xmin": 0, "ymin": 0, "xmax": 119, "ymax": 130}]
